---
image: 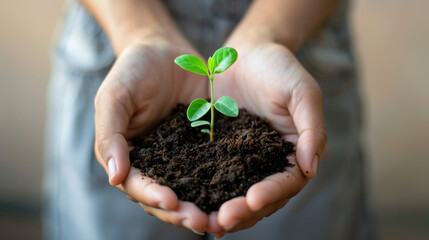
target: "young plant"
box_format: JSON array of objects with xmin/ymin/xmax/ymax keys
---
[{"xmin": 174, "ymin": 47, "xmax": 239, "ymax": 141}]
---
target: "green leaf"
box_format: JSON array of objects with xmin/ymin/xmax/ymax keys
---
[
  {"xmin": 201, "ymin": 129, "xmax": 210, "ymax": 134},
  {"xmin": 208, "ymin": 56, "xmax": 214, "ymax": 75},
  {"xmin": 212, "ymin": 47, "xmax": 238, "ymax": 74},
  {"xmin": 191, "ymin": 120, "xmax": 210, "ymax": 127},
  {"xmin": 214, "ymin": 96, "xmax": 239, "ymax": 117},
  {"xmin": 174, "ymin": 54, "xmax": 208, "ymax": 76},
  {"xmin": 187, "ymin": 99, "xmax": 211, "ymax": 121}
]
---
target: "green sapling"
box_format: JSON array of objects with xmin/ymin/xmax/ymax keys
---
[{"xmin": 174, "ymin": 47, "xmax": 239, "ymax": 141}]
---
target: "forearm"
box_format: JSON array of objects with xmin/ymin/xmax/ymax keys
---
[
  {"xmin": 79, "ymin": 0, "xmax": 190, "ymax": 54},
  {"xmin": 228, "ymin": 0, "xmax": 341, "ymax": 52}
]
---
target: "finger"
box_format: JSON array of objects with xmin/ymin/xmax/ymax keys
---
[
  {"xmin": 227, "ymin": 199, "xmax": 288, "ymax": 232},
  {"xmin": 218, "ymin": 197, "xmax": 288, "ymax": 233},
  {"xmin": 94, "ymin": 81, "xmax": 133, "ymax": 185},
  {"xmin": 215, "ymin": 233, "xmax": 225, "ymax": 239},
  {"xmin": 217, "ymin": 197, "xmax": 250, "ymax": 231},
  {"xmin": 284, "ymin": 134, "xmax": 299, "ymax": 146},
  {"xmin": 246, "ymin": 156, "xmax": 306, "ymax": 211},
  {"xmin": 207, "ymin": 212, "xmax": 225, "ymax": 236},
  {"xmin": 119, "ymin": 167, "xmax": 179, "ymax": 210},
  {"xmin": 290, "ymin": 84, "xmax": 327, "ymax": 178},
  {"xmin": 139, "ymin": 201, "xmax": 208, "ymax": 235}
]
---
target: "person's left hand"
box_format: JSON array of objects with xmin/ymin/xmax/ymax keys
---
[{"xmin": 205, "ymin": 39, "xmax": 327, "ymax": 237}]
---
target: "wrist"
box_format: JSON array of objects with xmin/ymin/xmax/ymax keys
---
[
  {"xmin": 83, "ymin": 0, "xmax": 190, "ymax": 55},
  {"xmin": 225, "ymin": 27, "xmax": 302, "ymax": 53},
  {"xmin": 116, "ymin": 28, "xmax": 191, "ymax": 54},
  {"xmin": 223, "ymin": 0, "xmax": 306, "ymax": 53}
]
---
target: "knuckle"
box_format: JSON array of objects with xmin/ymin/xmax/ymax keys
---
[{"xmin": 309, "ymin": 86, "xmax": 323, "ymax": 100}]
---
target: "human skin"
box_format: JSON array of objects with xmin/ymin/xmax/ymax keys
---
[
  {"xmin": 207, "ymin": 33, "xmax": 327, "ymax": 238},
  {"xmin": 94, "ymin": 42, "xmax": 210, "ymax": 234},
  {"xmin": 203, "ymin": 0, "xmax": 340, "ymax": 234},
  {"xmin": 83, "ymin": 0, "xmax": 338, "ymax": 236},
  {"xmin": 86, "ymin": 0, "xmax": 211, "ymax": 234}
]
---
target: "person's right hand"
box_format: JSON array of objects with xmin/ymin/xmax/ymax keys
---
[{"xmin": 94, "ymin": 39, "xmax": 210, "ymax": 235}]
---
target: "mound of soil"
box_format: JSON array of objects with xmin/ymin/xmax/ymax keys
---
[{"xmin": 130, "ymin": 104, "xmax": 294, "ymax": 213}]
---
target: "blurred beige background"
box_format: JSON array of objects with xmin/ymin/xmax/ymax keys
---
[{"xmin": 1, "ymin": 0, "xmax": 428, "ymax": 239}]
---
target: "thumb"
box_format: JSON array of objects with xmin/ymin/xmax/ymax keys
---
[
  {"xmin": 94, "ymin": 85, "xmax": 132, "ymax": 186},
  {"xmin": 291, "ymin": 85, "xmax": 327, "ymax": 179}
]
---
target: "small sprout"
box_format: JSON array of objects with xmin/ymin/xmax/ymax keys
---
[
  {"xmin": 200, "ymin": 129, "xmax": 210, "ymax": 134},
  {"xmin": 187, "ymin": 98, "xmax": 211, "ymax": 121},
  {"xmin": 174, "ymin": 55, "xmax": 209, "ymax": 75},
  {"xmin": 214, "ymin": 96, "xmax": 239, "ymax": 117},
  {"xmin": 190, "ymin": 120, "xmax": 210, "ymax": 127},
  {"xmin": 174, "ymin": 47, "xmax": 239, "ymax": 141}
]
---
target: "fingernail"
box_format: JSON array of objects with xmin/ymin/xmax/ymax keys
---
[
  {"xmin": 182, "ymin": 219, "xmax": 204, "ymax": 235},
  {"xmin": 158, "ymin": 202, "xmax": 167, "ymax": 210},
  {"xmin": 223, "ymin": 221, "xmax": 238, "ymax": 232},
  {"xmin": 312, "ymin": 155, "xmax": 319, "ymax": 175},
  {"xmin": 107, "ymin": 158, "xmax": 117, "ymax": 181}
]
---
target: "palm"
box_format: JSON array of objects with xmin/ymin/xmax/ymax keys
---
[
  {"xmin": 94, "ymin": 43, "xmax": 210, "ymax": 233},
  {"xmin": 210, "ymin": 43, "xmax": 325, "ymax": 233},
  {"xmin": 102, "ymin": 44, "xmax": 208, "ymax": 139},
  {"xmin": 216, "ymin": 44, "xmax": 308, "ymax": 142}
]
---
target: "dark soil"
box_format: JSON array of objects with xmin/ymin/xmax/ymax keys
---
[{"xmin": 130, "ymin": 104, "xmax": 294, "ymax": 213}]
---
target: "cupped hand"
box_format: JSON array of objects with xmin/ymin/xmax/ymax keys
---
[
  {"xmin": 94, "ymin": 41, "xmax": 209, "ymax": 234},
  {"xmin": 208, "ymin": 41, "xmax": 327, "ymax": 236}
]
